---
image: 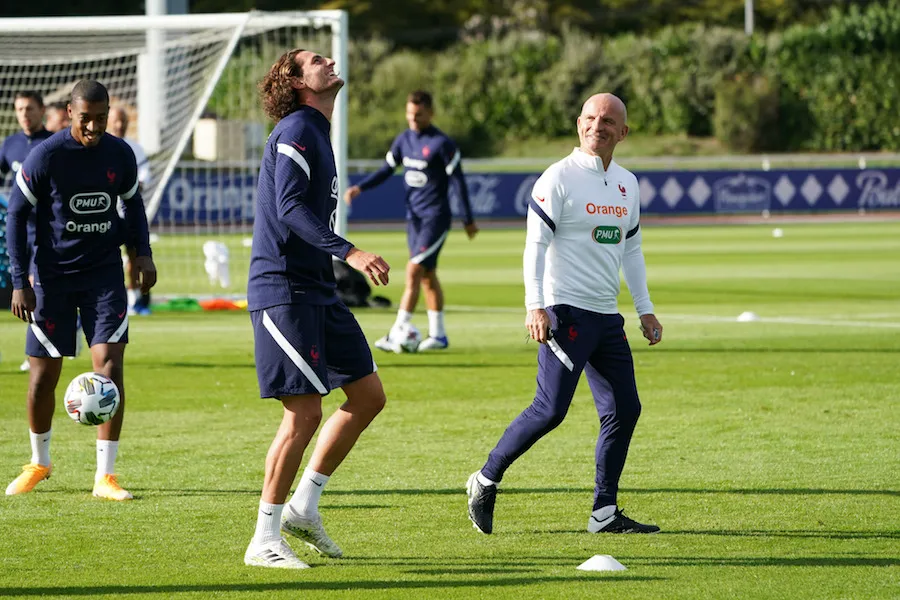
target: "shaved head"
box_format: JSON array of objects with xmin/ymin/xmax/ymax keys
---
[
  {"xmin": 577, "ymin": 93, "xmax": 629, "ymax": 165},
  {"xmin": 581, "ymin": 93, "xmax": 627, "ymax": 124}
]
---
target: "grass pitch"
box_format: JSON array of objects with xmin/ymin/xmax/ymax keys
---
[{"xmin": 0, "ymin": 221, "xmax": 898, "ymax": 599}]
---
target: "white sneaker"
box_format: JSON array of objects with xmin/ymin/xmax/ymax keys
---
[
  {"xmin": 244, "ymin": 537, "xmax": 310, "ymax": 569},
  {"xmin": 282, "ymin": 509, "xmax": 343, "ymax": 558},
  {"xmin": 417, "ymin": 336, "xmax": 449, "ymax": 351},
  {"xmin": 19, "ymin": 358, "xmax": 30, "ymax": 372},
  {"xmin": 374, "ymin": 333, "xmax": 403, "ymax": 354}
]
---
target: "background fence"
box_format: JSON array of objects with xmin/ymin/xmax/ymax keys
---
[{"xmin": 153, "ymin": 164, "xmax": 900, "ymax": 225}]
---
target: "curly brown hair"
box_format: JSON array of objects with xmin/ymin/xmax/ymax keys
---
[{"xmin": 259, "ymin": 48, "xmax": 305, "ymax": 123}]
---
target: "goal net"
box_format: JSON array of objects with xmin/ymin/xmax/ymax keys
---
[{"xmin": 0, "ymin": 11, "xmax": 349, "ymax": 299}]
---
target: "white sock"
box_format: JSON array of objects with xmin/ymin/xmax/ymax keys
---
[
  {"xmin": 29, "ymin": 429, "xmax": 51, "ymax": 467},
  {"xmin": 96, "ymin": 440, "xmax": 119, "ymax": 479},
  {"xmin": 392, "ymin": 309, "xmax": 413, "ymax": 331},
  {"xmin": 427, "ymin": 310, "xmax": 446, "ymax": 338},
  {"xmin": 590, "ymin": 504, "xmax": 618, "ymax": 528},
  {"xmin": 127, "ymin": 288, "xmax": 138, "ymax": 307},
  {"xmin": 287, "ymin": 467, "xmax": 330, "ymax": 518},
  {"xmin": 253, "ymin": 501, "xmax": 284, "ymax": 544},
  {"xmin": 476, "ymin": 471, "xmax": 497, "ymax": 487}
]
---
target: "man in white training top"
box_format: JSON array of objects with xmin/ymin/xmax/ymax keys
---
[{"xmin": 466, "ymin": 93, "xmax": 663, "ymax": 535}]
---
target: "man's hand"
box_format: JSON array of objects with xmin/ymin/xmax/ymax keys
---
[
  {"xmin": 343, "ymin": 185, "xmax": 362, "ymax": 205},
  {"xmin": 133, "ymin": 256, "xmax": 158, "ymax": 294},
  {"xmin": 11, "ymin": 287, "xmax": 36, "ymax": 323},
  {"xmin": 464, "ymin": 222, "xmax": 479, "ymax": 240},
  {"xmin": 346, "ymin": 247, "xmax": 390, "ymax": 286},
  {"xmin": 526, "ymin": 308, "xmax": 551, "ymax": 344},
  {"xmin": 639, "ymin": 313, "xmax": 663, "ymax": 346}
]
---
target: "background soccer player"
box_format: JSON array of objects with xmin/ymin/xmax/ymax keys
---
[
  {"xmin": 0, "ymin": 91, "xmax": 54, "ymax": 372},
  {"xmin": 245, "ymin": 48, "xmax": 391, "ymax": 569},
  {"xmin": 344, "ymin": 90, "xmax": 478, "ymax": 352},
  {"xmin": 0, "ymin": 91, "xmax": 51, "ymax": 181},
  {"xmin": 44, "ymin": 101, "xmax": 71, "ymax": 133},
  {"xmin": 5, "ymin": 80, "xmax": 157, "ymax": 501},
  {"xmin": 108, "ymin": 105, "xmax": 153, "ymax": 316},
  {"xmin": 467, "ymin": 93, "xmax": 664, "ymax": 535}
]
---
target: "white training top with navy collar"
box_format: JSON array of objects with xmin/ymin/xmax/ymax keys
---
[{"xmin": 523, "ymin": 147, "xmax": 654, "ymax": 316}]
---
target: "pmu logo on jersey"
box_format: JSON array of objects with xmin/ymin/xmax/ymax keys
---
[
  {"xmin": 404, "ymin": 170, "xmax": 428, "ymax": 188},
  {"xmin": 69, "ymin": 192, "xmax": 112, "ymax": 214},
  {"xmin": 592, "ymin": 225, "xmax": 622, "ymax": 244}
]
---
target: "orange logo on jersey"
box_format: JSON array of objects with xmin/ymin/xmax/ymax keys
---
[{"xmin": 586, "ymin": 203, "xmax": 628, "ymax": 217}]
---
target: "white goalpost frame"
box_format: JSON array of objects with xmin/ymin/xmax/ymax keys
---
[{"xmin": 0, "ymin": 10, "xmax": 351, "ymax": 237}]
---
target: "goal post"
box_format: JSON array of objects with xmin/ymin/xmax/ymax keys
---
[{"xmin": 0, "ymin": 10, "xmax": 349, "ymax": 299}]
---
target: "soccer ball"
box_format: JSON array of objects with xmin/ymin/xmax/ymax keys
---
[
  {"xmin": 64, "ymin": 372, "xmax": 121, "ymax": 426},
  {"xmin": 396, "ymin": 323, "xmax": 422, "ymax": 353}
]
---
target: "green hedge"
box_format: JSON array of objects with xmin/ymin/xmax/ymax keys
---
[
  {"xmin": 207, "ymin": 1, "xmax": 900, "ymax": 156},
  {"xmin": 772, "ymin": 1, "xmax": 900, "ymax": 150}
]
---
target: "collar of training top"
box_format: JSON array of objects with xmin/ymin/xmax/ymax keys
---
[{"xmin": 570, "ymin": 147, "xmax": 616, "ymax": 174}]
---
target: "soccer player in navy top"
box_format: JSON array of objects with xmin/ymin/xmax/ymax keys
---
[
  {"xmin": 244, "ymin": 48, "xmax": 391, "ymax": 569},
  {"xmin": 0, "ymin": 91, "xmax": 52, "ymax": 181},
  {"xmin": 344, "ymin": 91, "xmax": 478, "ymax": 353},
  {"xmin": 0, "ymin": 91, "xmax": 52, "ymax": 369},
  {"xmin": 5, "ymin": 80, "xmax": 157, "ymax": 502}
]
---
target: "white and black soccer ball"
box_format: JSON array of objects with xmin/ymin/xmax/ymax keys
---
[
  {"xmin": 64, "ymin": 372, "xmax": 121, "ymax": 426},
  {"xmin": 396, "ymin": 323, "xmax": 422, "ymax": 353}
]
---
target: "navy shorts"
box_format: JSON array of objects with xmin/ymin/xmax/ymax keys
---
[
  {"xmin": 407, "ymin": 214, "xmax": 450, "ymax": 270},
  {"xmin": 251, "ymin": 302, "xmax": 376, "ymax": 399},
  {"xmin": 26, "ymin": 282, "xmax": 128, "ymax": 358}
]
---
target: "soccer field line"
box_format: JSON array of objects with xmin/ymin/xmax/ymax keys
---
[
  {"xmin": 110, "ymin": 308, "xmax": 900, "ymax": 334},
  {"xmin": 445, "ymin": 305, "xmax": 900, "ymax": 330},
  {"xmin": 663, "ymin": 314, "xmax": 900, "ymax": 329}
]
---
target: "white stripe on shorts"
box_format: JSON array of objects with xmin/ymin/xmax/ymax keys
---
[
  {"xmin": 108, "ymin": 314, "xmax": 129, "ymax": 343},
  {"xmin": 410, "ymin": 229, "xmax": 450, "ymax": 265},
  {"xmin": 547, "ymin": 338, "xmax": 574, "ymax": 371},
  {"xmin": 262, "ymin": 310, "xmax": 328, "ymax": 395},
  {"xmin": 30, "ymin": 323, "xmax": 62, "ymax": 358}
]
